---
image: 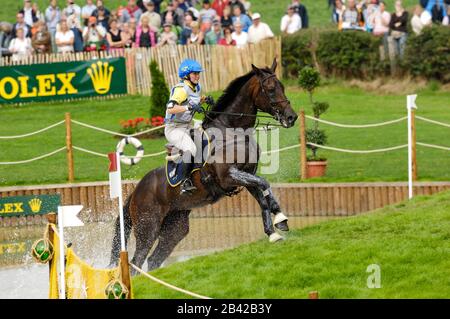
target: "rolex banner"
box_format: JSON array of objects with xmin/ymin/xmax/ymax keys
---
[
  {"xmin": 0, "ymin": 57, "xmax": 127, "ymax": 104},
  {"xmin": 0, "ymin": 195, "xmax": 61, "ymax": 217}
]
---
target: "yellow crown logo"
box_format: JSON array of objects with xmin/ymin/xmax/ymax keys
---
[
  {"xmin": 87, "ymin": 61, "xmax": 114, "ymax": 95},
  {"xmin": 29, "ymin": 198, "xmax": 42, "ymax": 213}
]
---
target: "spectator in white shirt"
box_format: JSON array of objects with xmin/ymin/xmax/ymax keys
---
[
  {"xmin": 247, "ymin": 13, "xmax": 274, "ymax": 44},
  {"xmin": 20, "ymin": 0, "xmax": 38, "ymax": 27},
  {"xmin": 9, "ymin": 28, "xmax": 33, "ymax": 61},
  {"xmin": 231, "ymin": 21, "xmax": 248, "ymax": 48},
  {"xmin": 280, "ymin": 5, "xmax": 301, "ymax": 34},
  {"xmin": 411, "ymin": 5, "xmax": 432, "ymax": 35},
  {"xmin": 55, "ymin": 19, "xmax": 74, "ymax": 53}
]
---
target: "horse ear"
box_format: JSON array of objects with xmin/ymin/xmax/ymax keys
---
[
  {"xmin": 251, "ymin": 64, "xmax": 262, "ymax": 77},
  {"xmin": 270, "ymin": 58, "xmax": 277, "ymax": 73}
]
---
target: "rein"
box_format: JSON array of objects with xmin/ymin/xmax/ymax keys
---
[{"xmin": 202, "ymin": 72, "xmax": 288, "ymax": 129}]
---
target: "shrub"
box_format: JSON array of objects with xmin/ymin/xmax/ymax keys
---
[
  {"xmin": 298, "ymin": 66, "xmax": 329, "ymax": 161},
  {"xmin": 402, "ymin": 26, "xmax": 450, "ymax": 83},
  {"xmin": 317, "ymin": 30, "xmax": 382, "ymax": 79},
  {"xmin": 281, "ymin": 30, "xmax": 316, "ymax": 78},
  {"xmin": 149, "ymin": 60, "xmax": 170, "ymax": 118}
]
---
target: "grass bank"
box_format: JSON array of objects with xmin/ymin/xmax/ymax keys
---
[{"xmin": 132, "ymin": 190, "xmax": 450, "ymax": 298}]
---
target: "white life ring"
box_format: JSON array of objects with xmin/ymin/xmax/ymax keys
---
[{"xmin": 116, "ymin": 137, "xmax": 144, "ymax": 166}]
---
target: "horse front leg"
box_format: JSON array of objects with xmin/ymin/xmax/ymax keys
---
[
  {"xmin": 263, "ymin": 188, "xmax": 289, "ymax": 232},
  {"xmin": 227, "ymin": 167, "xmax": 282, "ymax": 242}
]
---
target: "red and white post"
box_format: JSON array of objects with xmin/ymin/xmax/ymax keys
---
[{"xmin": 108, "ymin": 152, "xmax": 131, "ymax": 297}]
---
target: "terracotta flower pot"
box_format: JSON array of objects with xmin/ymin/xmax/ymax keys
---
[{"xmin": 306, "ymin": 161, "xmax": 328, "ymax": 178}]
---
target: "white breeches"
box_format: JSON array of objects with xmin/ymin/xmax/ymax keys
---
[{"xmin": 165, "ymin": 125, "xmax": 197, "ymax": 156}]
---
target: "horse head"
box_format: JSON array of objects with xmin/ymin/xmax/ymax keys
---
[{"xmin": 251, "ymin": 59, "xmax": 298, "ymax": 128}]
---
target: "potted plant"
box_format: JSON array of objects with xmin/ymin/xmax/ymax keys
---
[{"xmin": 298, "ymin": 66, "xmax": 329, "ymax": 178}]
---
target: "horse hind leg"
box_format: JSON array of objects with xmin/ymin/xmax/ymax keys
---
[
  {"xmin": 146, "ymin": 210, "xmax": 190, "ymax": 271},
  {"xmin": 130, "ymin": 207, "xmax": 166, "ymax": 275}
]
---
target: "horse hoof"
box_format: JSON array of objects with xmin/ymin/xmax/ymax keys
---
[
  {"xmin": 269, "ymin": 232, "xmax": 284, "ymax": 243},
  {"xmin": 274, "ymin": 212, "xmax": 289, "ymax": 231},
  {"xmin": 275, "ymin": 220, "xmax": 289, "ymax": 231}
]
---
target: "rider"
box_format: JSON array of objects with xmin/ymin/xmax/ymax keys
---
[{"xmin": 165, "ymin": 59, "xmax": 207, "ymax": 195}]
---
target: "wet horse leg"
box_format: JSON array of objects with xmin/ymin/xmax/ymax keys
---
[
  {"xmin": 263, "ymin": 188, "xmax": 289, "ymax": 231},
  {"xmin": 146, "ymin": 210, "xmax": 190, "ymax": 271},
  {"xmin": 246, "ymin": 186, "xmax": 283, "ymax": 242},
  {"xmin": 130, "ymin": 207, "xmax": 165, "ymax": 275},
  {"xmin": 227, "ymin": 167, "xmax": 281, "ymax": 241}
]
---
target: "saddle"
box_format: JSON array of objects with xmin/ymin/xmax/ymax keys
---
[{"xmin": 165, "ymin": 128, "xmax": 212, "ymax": 187}]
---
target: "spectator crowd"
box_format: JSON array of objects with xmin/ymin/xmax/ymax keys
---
[
  {"xmin": 0, "ymin": 0, "xmax": 279, "ymax": 61},
  {"xmin": 329, "ymin": 0, "xmax": 450, "ymax": 58},
  {"xmin": 0, "ymin": 0, "xmax": 448, "ymax": 61}
]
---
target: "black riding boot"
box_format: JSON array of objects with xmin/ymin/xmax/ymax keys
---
[{"xmin": 180, "ymin": 162, "xmax": 203, "ymax": 195}]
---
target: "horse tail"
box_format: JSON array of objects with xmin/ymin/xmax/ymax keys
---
[{"xmin": 109, "ymin": 195, "xmax": 132, "ymax": 267}]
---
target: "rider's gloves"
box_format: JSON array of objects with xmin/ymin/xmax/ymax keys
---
[
  {"xmin": 204, "ymin": 95, "xmax": 215, "ymax": 106},
  {"xmin": 188, "ymin": 103, "xmax": 203, "ymax": 113}
]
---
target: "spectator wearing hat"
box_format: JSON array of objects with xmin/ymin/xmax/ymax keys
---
[
  {"xmin": 231, "ymin": 21, "xmax": 248, "ymax": 48},
  {"xmin": 247, "ymin": 13, "xmax": 273, "ymax": 44},
  {"xmin": 212, "ymin": 0, "xmax": 229, "ymax": 17},
  {"xmin": 158, "ymin": 22, "xmax": 178, "ymax": 46},
  {"xmin": 205, "ymin": 19, "xmax": 223, "ymax": 44},
  {"xmin": 200, "ymin": 0, "xmax": 217, "ymax": 32},
  {"xmin": 231, "ymin": 5, "xmax": 252, "ymax": 32},
  {"xmin": 280, "ymin": 5, "xmax": 301, "ymax": 34},
  {"xmin": 83, "ymin": 16, "xmax": 107, "ymax": 51},
  {"xmin": 291, "ymin": 0, "xmax": 309, "ymax": 28},
  {"xmin": 122, "ymin": 0, "xmax": 143, "ymax": 24},
  {"xmin": 161, "ymin": 15, "xmax": 183, "ymax": 39},
  {"xmin": 218, "ymin": 25, "xmax": 235, "ymax": 45},
  {"xmin": 140, "ymin": 1, "xmax": 162, "ymax": 30}
]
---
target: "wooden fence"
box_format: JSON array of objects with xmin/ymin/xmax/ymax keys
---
[
  {"xmin": 1, "ymin": 181, "xmax": 449, "ymax": 227},
  {"xmin": 0, "ymin": 37, "xmax": 282, "ymax": 96}
]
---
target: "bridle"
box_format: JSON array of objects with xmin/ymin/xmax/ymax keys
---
[
  {"xmin": 255, "ymin": 72, "xmax": 290, "ymax": 122},
  {"xmin": 202, "ymin": 71, "xmax": 289, "ymax": 127}
]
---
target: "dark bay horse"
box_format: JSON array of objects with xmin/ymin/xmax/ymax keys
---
[{"xmin": 110, "ymin": 59, "xmax": 298, "ymax": 272}]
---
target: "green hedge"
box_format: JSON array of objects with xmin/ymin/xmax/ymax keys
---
[
  {"xmin": 402, "ymin": 26, "xmax": 450, "ymax": 83},
  {"xmin": 282, "ymin": 26, "xmax": 450, "ymax": 82}
]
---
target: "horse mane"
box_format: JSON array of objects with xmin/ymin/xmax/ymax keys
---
[{"xmin": 203, "ymin": 68, "xmax": 270, "ymax": 125}]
